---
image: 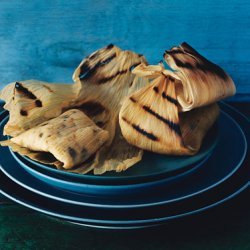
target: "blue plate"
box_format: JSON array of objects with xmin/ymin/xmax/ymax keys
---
[
  {"xmin": 0, "ymin": 104, "xmax": 247, "ymax": 208},
  {"xmin": 0, "ymin": 132, "xmax": 249, "ymax": 228},
  {"xmin": 16, "ymin": 121, "xmax": 218, "ymax": 185},
  {"xmin": 0, "ymin": 102, "xmax": 249, "ymax": 229},
  {"xmin": 12, "ymin": 149, "xmax": 210, "ymax": 195}
]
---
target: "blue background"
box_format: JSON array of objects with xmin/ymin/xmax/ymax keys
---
[{"xmin": 0, "ymin": 0, "xmax": 249, "ymax": 100}]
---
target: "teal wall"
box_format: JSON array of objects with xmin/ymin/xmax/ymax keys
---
[{"xmin": 0, "ymin": 0, "xmax": 249, "ymax": 98}]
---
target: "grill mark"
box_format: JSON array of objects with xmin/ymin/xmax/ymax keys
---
[
  {"xmin": 129, "ymin": 80, "xmax": 134, "ymax": 87},
  {"xmin": 35, "ymin": 100, "xmax": 42, "ymax": 107},
  {"xmin": 96, "ymin": 121, "xmax": 106, "ymax": 128},
  {"xmin": 79, "ymin": 101, "xmax": 106, "ymax": 117},
  {"xmin": 142, "ymin": 105, "xmax": 181, "ymax": 136},
  {"xmin": 20, "ymin": 110, "xmax": 28, "ymax": 116},
  {"xmin": 172, "ymin": 56, "xmax": 227, "ymax": 80},
  {"xmin": 79, "ymin": 53, "xmax": 116, "ymax": 80},
  {"xmin": 68, "ymin": 147, "xmax": 77, "ymax": 160},
  {"xmin": 81, "ymin": 148, "xmax": 89, "ymax": 160},
  {"xmin": 172, "ymin": 57, "xmax": 194, "ymax": 70},
  {"xmin": 15, "ymin": 82, "xmax": 37, "ymax": 99},
  {"xmin": 164, "ymin": 49, "xmax": 184, "ymax": 56},
  {"xmin": 98, "ymin": 69, "xmax": 128, "ymax": 84},
  {"xmin": 40, "ymin": 122, "xmax": 48, "ymax": 126},
  {"xmin": 122, "ymin": 117, "xmax": 158, "ymax": 141},
  {"xmin": 153, "ymin": 86, "xmax": 159, "ymax": 93},
  {"xmin": 162, "ymin": 92, "xmax": 178, "ymax": 106},
  {"xmin": 89, "ymin": 51, "xmax": 99, "ymax": 60},
  {"xmin": 106, "ymin": 44, "xmax": 114, "ymax": 49},
  {"xmin": 167, "ymin": 43, "xmax": 228, "ymax": 80},
  {"xmin": 129, "ymin": 97, "xmax": 137, "ymax": 103},
  {"xmin": 39, "ymin": 133, "xmax": 43, "ymax": 138}
]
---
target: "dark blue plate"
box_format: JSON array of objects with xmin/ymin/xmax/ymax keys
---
[
  {"xmin": 17, "ymin": 123, "xmax": 218, "ymax": 185},
  {"xmin": 0, "ymin": 102, "xmax": 249, "ymax": 229},
  {"xmin": 0, "ymin": 128, "xmax": 249, "ymax": 228},
  {"xmin": 0, "ymin": 104, "xmax": 247, "ymax": 208},
  {"xmin": 11, "ymin": 148, "xmax": 210, "ymax": 195}
]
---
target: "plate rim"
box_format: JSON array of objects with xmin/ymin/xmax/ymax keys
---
[{"xmin": 0, "ymin": 107, "xmax": 247, "ymax": 208}]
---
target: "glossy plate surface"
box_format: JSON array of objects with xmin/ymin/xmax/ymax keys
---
[
  {"xmin": 17, "ymin": 123, "xmax": 218, "ymax": 185},
  {"xmin": 0, "ymin": 104, "xmax": 247, "ymax": 208},
  {"xmin": 0, "ymin": 102, "xmax": 249, "ymax": 229}
]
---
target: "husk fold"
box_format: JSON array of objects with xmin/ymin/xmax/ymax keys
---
[{"xmin": 119, "ymin": 42, "xmax": 235, "ymax": 155}]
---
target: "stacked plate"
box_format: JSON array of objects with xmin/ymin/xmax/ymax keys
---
[{"xmin": 0, "ymin": 102, "xmax": 249, "ymax": 229}]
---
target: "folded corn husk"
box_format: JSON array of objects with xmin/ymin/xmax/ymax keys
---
[
  {"xmin": 119, "ymin": 42, "xmax": 235, "ymax": 155},
  {"xmin": 164, "ymin": 42, "xmax": 236, "ymax": 111},
  {"xmin": 1, "ymin": 109, "xmax": 109, "ymax": 170},
  {"xmin": 119, "ymin": 73, "xmax": 220, "ymax": 155},
  {"xmin": 0, "ymin": 80, "xmax": 79, "ymax": 137},
  {"xmin": 0, "ymin": 44, "xmax": 149, "ymax": 174},
  {"xmin": 72, "ymin": 44, "xmax": 149, "ymax": 174},
  {"xmin": 0, "ymin": 42, "xmax": 236, "ymax": 173}
]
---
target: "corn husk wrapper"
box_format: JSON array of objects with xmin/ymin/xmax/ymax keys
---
[
  {"xmin": 72, "ymin": 44, "xmax": 149, "ymax": 174},
  {"xmin": 1, "ymin": 109, "xmax": 109, "ymax": 170},
  {"xmin": 0, "ymin": 80, "xmax": 80, "ymax": 137},
  {"xmin": 119, "ymin": 73, "xmax": 220, "ymax": 155},
  {"xmin": 163, "ymin": 42, "xmax": 236, "ymax": 111},
  {"xmin": 0, "ymin": 44, "xmax": 149, "ymax": 174},
  {"xmin": 119, "ymin": 42, "xmax": 235, "ymax": 155}
]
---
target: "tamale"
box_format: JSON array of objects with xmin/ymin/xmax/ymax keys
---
[{"xmin": 1, "ymin": 109, "xmax": 109, "ymax": 170}]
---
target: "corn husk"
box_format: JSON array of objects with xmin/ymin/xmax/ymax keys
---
[
  {"xmin": 119, "ymin": 72, "xmax": 220, "ymax": 155},
  {"xmin": 1, "ymin": 109, "xmax": 109, "ymax": 170},
  {"xmin": 119, "ymin": 43, "xmax": 235, "ymax": 154},
  {"xmin": 0, "ymin": 44, "xmax": 149, "ymax": 174},
  {"xmin": 164, "ymin": 42, "xmax": 236, "ymax": 111},
  {"xmin": 71, "ymin": 44, "xmax": 149, "ymax": 173},
  {"xmin": 0, "ymin": 80, "xmax": 79, "ymax": 137}
]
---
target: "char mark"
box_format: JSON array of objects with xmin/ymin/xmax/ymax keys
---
[
  {"xmin": 122, "ymin": 117, "xmax": 158, "ymax": 141},
  {"xmin": 171, "ymin": 57, "xmax": 194, "ymax": 70},
  {"xmin": 129, "ymin": 97, "xmax": 137, "ymax": 103},
  {"xmin": 129, "ymin": 80, "xmax": 134, "ymax": 87},
  {"xmin": 98, "ymin": 69, "xmax": 127, "ymax": 84},
  {"xmin": 89, "ymin": 52, "xmax": 98, "ymax": 60},
  {"xmin": 153, "ymin": 86, "xmax": 159, "ymax": 93},
  {"xmin": 165, "ymin": 49, "xmax": 184, "ymax": 56},
  {"xmin": 79, "ymin": 101, "xmax": 106, "ymax": 117},
  {"xmin": 142, "ymin": 105, "xmax": 181, "ymax": 136},
  {"xmin": 196, "ymin": 61, "xmax": 227, "ymax": 80},
  {"xmin": 20, "ymin": 110, "xmax": 28, "ymax": 116},
  {"xmin": 15, "ymin": 82, "xmax": 37, "ymax": 99},
  {"xmin": 40, "ymin": 122, "xmax": 48, "ymax": 126},
  {"xmin": 168, "ymin": 43, "xmax": 227, "ymax": 80},
  {"xmin": 68, "ymin": 147, "xmax": 77, "ymax": 160},
  {"xmin": 81, "ymin": 148, "xmax": 88, "ymax": 156},
  {"xmin": 162, "ymin": 92, "xmax": 178, "ymax": 105},
  {"xmin": 96, "ymin": 121, "xmax": 106, "ymax": 128},
  {"xmin": 79, "ymin": 53, "xmax": 116, "ymax": 80},
  {"xmin": 35, "ymin": 100, "xmax": 43, "ymax": 107},
  {"xmin": 106, "ymin": 44, "xmax": 114, "ymax": 49}
]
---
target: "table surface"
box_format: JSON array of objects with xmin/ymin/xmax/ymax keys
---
[{"xmin": 0, "ymin": 101, "xmax": 249, "ymax": 250}]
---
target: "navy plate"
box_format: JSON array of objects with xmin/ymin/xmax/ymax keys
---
[
  {"xmin": 0, "ymin": 102, "xmax": 249, "ymax": 229},
  {"xmin": 0, "ymin": 104, "xmax": 247, "ymax": 208},
  {"xmin": 0, "ymin": 134, "xmax": 249, "ymax": 228},
  {"xmin": 12, "ymin": 149, "xmax": 210, "ymax": 195},
  {"xmin": 16, "ymin": 122, "xmax": 218, "ymax": 185}
]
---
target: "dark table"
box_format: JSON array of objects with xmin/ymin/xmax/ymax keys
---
[{"xmin": 0, "ymin": 101, "xmax": 249, "ymax": 250}]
